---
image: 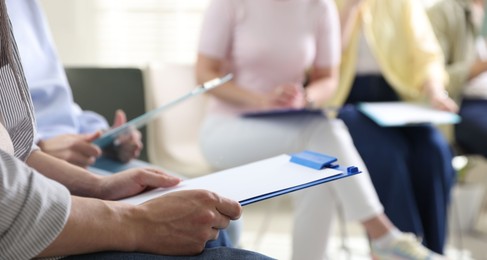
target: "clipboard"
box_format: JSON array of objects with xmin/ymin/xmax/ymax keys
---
[
  {"xmin": 119, "ymin": 150, "xmax": 361, "ymax": 206},
  {"xmin": 358, "ymin": 102, "xmax": 461, "ymax": 127},
  {"xmin": 242, "ymin": 108, "xmax": 324, "ymax": 118},
  {"xmin": 93, "ymin": 74, "xmax": 233, "ymax": 148}
]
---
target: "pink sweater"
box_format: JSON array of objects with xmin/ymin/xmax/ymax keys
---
[{"xmin": 198, "ymin": 0, "xmax": 341, "ymax": 115}]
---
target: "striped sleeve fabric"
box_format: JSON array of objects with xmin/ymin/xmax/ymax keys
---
[
  {"xmin": 0, "ymin": 149, "xmax": 71, "ymax": 260},
  {"xmin": 0, "ymin": 0, "xmax": 72, "ymax": 258},
  {"xmin": 0, "ymin": 0, "xmax": 37, "ymax": 162}
]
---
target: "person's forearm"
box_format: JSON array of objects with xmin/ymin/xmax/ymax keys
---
[
  {"xmin": 306, "ymin": 78, "xmax": 338, "ymax": 107},
  {"xmin": 422, "ymin": 77, "xmax": 459, "ymax": 112},
  {"xmin": 26, "ymin": 150, "xmax": 103, "ymax": 198},
  {"xmin": 340, "ymin": 0, "xmax": 361, "ymax": 49},
  {"xmin": 423, "ymin": 77, "xmax": 447, "ymax": 99},
  {"xmin": 305, "ymin": 68, "xmax": 339, "ymax": 107},
  {"xmin": 196, "ymin": 54, "xmax": 265, "ymax": 108},
  {"xmin": 39, "ymin": 190, "xmax": 242, "ymax": 257},
  {"xmin": 469, "ymin": 60, "xmax": 487, "ymax": 80},
  {"xmin": 37, "ymin": 196, "xmax": 136, "ymax": 257}
]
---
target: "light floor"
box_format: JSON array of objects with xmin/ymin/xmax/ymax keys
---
[
  {"xmin": 239, "ymin": 195, "xmax": 487, "ymax": 260},
  {"xmin": 238, "ymin": 157, "xmax": 487, "ymax": 260}
]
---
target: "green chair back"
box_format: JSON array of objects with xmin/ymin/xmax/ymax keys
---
[{"xmin": 65, "ymin": 67, "xmax": 148, "ymax": 161}]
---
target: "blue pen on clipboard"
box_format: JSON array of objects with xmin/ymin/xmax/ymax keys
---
[{"xmin": 93, "ymin": 73, "xmax": 233, "ymax": 148}]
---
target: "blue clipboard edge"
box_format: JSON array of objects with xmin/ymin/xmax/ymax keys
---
[
  {"xmin": 242, "ymin": 108, "xmax": 324, "ymax": 118},
  {"xmin": 116, "ymin": 151, "xmax": 360, "ymax": 207},
  {"xmin": 240, "ymin": 167, "xmax": 361, "ymax": 206}
]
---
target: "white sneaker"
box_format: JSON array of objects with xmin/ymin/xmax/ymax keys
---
[{"xmin": 371, "ymin": 233, "xmax": 447, "ymax": 260}]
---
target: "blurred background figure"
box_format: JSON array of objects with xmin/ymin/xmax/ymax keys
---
[
  {"xmin": 5, "ymin": 0, "xmax": 246, "ymax": 248},
  {"xmin": 6, "ymin": 0, "xmax": 145, "ymax": 175},
  {"xmin": 196, "ymin": 0, "xmax": 445, "ymax": 259},
  {"xmin": 334, "ymin": 0, "xmax": 457, "ymax": 254},
  {"xmin": 427, "ymin": 0, "xmax": 487, "ymax": 158}
]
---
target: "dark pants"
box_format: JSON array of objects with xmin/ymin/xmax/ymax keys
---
[
  {"xmin": 337, "ymin": 75, "xmax": 456, "ymax": 254},
  {"xmin": 63, "ymin": 248, "xmax": 273, "ymax": 260},
  {"xmin": 63, "ymin": 230, "xmax": 273, "ymax": 260},
  {"xmin": 455, "ymin": 98, "xmax": 487, "ymax": 158}
]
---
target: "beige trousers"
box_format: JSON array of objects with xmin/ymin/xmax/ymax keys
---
[{"xmin": 200, "ymin": 114, "xmax": 383, "ymax": 259}]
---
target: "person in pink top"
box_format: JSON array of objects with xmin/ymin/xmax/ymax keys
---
[{"xmin": 196, "ymin": 0, "xmax": 445, "ymax": 259}]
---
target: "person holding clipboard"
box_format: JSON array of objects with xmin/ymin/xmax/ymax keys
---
[
  {"xmin": 427, "ymin": 0, "xmax": 487, "ymax": 158},
  {"xmin": 196, "ymin": 0, "xmax": 444, "ymax": 259},
  {"xmin": 0, "ymin": 0, "xmax": 275, "ymax": 259},
  {"xmin": 6, "ymin": 0, "xmax": 145, "ymax": 175},
  {"xmin": 334, "ymin": 0, "xmax": 457, "ymax": 255}
]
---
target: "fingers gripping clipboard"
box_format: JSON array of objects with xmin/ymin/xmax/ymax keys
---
[{"xmin": 119, "ymin": 151, "xmax": 361, "ymax": 206}]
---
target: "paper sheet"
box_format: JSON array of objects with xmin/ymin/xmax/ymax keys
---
[
  {"xmin": 119, "ymin": 154, "xmax": 346, "ymax": 206},
  {"xmin": 358, "ymin": 102, "xmax": 461, "ymax": 127}
]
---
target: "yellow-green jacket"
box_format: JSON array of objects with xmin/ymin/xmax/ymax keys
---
[
  {"xmin": 427, "ymin": 0, "xmax": 478, "ymax": 102},
  {"xmin": 329, "ymin": 0, "xmax": 448, "ymax": 107}
]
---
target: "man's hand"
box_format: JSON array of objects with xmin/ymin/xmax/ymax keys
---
[
  {"xmin": 27, "ymin": 150, "xmax": 182, "ymax": 201},
  {"xmin": 38, "ymin": 132, "xmax": 102, "ymax": 168},
  {"xmin": 37, "ymin": 190, "xmax": 241, "ymax": 257},
  {"xmin": 131, "ymin": 190, "xmax": 242, "ymax": 255},
  {"xmin": 109, "ymin": 110, "xmax": 143, "ymax": 163},
  {"xmin": 96, "ymin": 167, "xmax": 182, "ymax": 200}
]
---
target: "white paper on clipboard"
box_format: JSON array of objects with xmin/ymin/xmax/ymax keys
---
[{"xmin": 119, "ymin": 153, "xmax": 360, "ymax": 206}]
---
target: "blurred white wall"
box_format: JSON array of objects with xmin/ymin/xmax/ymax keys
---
[
  {"xmin": 39, "ymin": 0, "xmax": 210, "ymax": 67},
  {"xmin": 40, "ymin": 0, "xmax": 98, "ymax": 65},
  {"xmin": 41, "ymin": 0, "xmax": 487, "ymax": 67}
]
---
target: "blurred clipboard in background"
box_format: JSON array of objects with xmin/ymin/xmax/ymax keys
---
[
  {"xmin": 358, "ymin": 102, "xmax": 461, "ymax": 127},
  {"xmin": 119, "ymin": 150, "xmax": 361, "ymax": 206},
  {"xmin": 93, "ymin": 74, "xmax": 233, "ymax": 148},
  {"xmin": 242, "ymin": 108, "xmax": 324, "ymax": 118}
]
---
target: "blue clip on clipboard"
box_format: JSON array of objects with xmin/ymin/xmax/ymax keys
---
[
  {"xmin": 119, "ymin": 150, "xmax": 361, "ymax": 206},
  {"xmin": 239, "ymin": 151, "xmax": 360, "ymax": 205},
  {"xmin": 93, "ymin": 74, "xmax": 233, "ymax": 148}
]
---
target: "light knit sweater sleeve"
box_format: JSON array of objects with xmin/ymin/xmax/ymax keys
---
[
  {"xmin": 0, "ymin": 149, "xmax": 71, "ymax": 260},
  {"xmin": 197, "ymin": 0, "xmax": 236, "ymax": 60},
  {"xmin": 427, "ymin": 1, "xmax": 472, "ymax": 100}
]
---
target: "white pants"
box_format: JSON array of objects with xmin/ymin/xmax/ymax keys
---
[{"xmin": 200, "ymin": 114, "xmax": 384, "ymax": 259}]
